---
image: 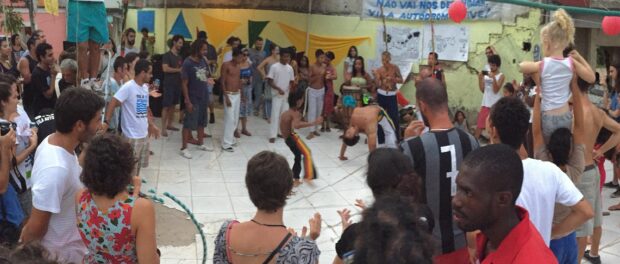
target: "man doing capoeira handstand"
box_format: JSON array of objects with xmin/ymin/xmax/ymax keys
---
[{"xmin": 340, "ymin": 104, "xmax": 398, "ymax": 160}]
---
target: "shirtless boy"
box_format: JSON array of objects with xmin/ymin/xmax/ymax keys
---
[
  {"xmin": 339, "ymin": 104, "xmax": 398, "ymax": 160},
  {"xmin": 281, "ymin": 89, "xmax": 322, "ymax": 186},
  {"xmin": 220, "ymin": 48, "xmax": 243, "ymax": 152}
]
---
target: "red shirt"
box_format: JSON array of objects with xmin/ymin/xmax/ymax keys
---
[{"xmin": 476, "ymin": 207, "xmax": 558, "ymax": 264}]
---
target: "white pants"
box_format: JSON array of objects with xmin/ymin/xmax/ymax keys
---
[
  {"xmin": 305, "ymin": 87, "xmax": 325, "ymax": 132},
  {"xmin": 222, "ymin": 93, "xmax": 240, "ymax": 148},
  {"xmin": 270, "ymin": 91, "xmax": 289, "ymax": 139},
  {"xmin": 377, "ymin": 117, "xmax": 398, "ymax": 149}
]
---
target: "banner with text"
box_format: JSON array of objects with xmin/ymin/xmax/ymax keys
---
[{"xmin": 363, "ymin": 0, "xmax": 505, "ymax": 21}]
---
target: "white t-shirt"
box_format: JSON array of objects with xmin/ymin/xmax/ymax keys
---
[
  {"xmin": 114, "ymin": 80, "xmax": 149, "ymax": 139},
  {"xmin": 223, "ymin": 51, "xmax": 233, "ymax": 63},
  {"xmin": 7, "ymin": 106, "xmax": 34, "ymax": 189},
  {"xmin": 517, "ymin": 158, "xmax": 584, "ymax": 246},
  {"xmin": 124, "ymin": 46, "xmax": 139, "ymax": 55},
  {"xmin": 481, "ymin": 73, "xmax": 503, "ymax": 108},
  {"xmin": 31, "ymin": 136, "xmax": 86, "ymax": 263},
  {"xmin": 267, "ymin": 62, "xmax": 295, "ymax": 97}
]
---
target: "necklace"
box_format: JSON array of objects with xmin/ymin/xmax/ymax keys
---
[{"xmin": 251, "ymin": 219, "xmax": 286, "ymax": 228}]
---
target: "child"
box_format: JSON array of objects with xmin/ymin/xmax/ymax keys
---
[
  {"xmin": 453, "ymin": 110, "xmax": 469, "ymax": 132},
  {"xmin": 503, "ymin": 82, "xmax": 516, "ymax": 97},
  {"xmin": 519, "ymin": 9, "xmax": 595, "ymax": 141},
  {"xmin": 280, "ymin": 89, "xmax": 322, "ymax": 186}
]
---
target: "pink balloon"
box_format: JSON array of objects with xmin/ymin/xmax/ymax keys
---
[
  {"xmin": 449, "ymin": 0, "xmax": 468, "ymax": 24},
  {"xmin": 602, "ymin": 16, "xmax": 620, "ymax": 36}
]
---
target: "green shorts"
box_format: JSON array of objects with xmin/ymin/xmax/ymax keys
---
[{"xmin": 66, "ymin": 1, "xmax": 109, "ymax": 44}]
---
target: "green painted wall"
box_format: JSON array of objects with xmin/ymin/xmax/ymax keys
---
[{"xmin": 126, "ymin": 8, "xmax": 542, "ymax": 119}]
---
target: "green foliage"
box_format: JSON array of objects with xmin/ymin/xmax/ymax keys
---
[{"xmin": 0, "ymin": 5, "xmax": 24, "ymax": 35}]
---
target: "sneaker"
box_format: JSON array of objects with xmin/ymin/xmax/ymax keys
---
[
  {"xmin": 583, "ymin": 250, "xmax": 601, "ymax": 264},
  {"xmin": 222, "ymin": 147, "xmax": 234, "ymax": 152},
  {"xmin": 611, "ymin": 187, "xmax": 620, "ymax": 198},
  {"xmin": 80, "ymin": 79, "xmax": 92, "ymax": 90},
  {"xmin": 604, "ymin": 181, "xmax": 619, "ymax": 188},
  {"xmin": 197, "ymin": 144, "xmax": 214, "ymax": 152},
  {"xmin": 180, "ymin": 149, "xmax": 192, "ymax": 159}
]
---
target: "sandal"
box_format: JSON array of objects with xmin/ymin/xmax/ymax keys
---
[{"xmin": 609, "ymin": 204, "xmax": 620, "ymax": 211}]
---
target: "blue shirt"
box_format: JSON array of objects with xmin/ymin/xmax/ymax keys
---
[
  {"xmin": 1, "ymin": 185, "xmax": 25, "ymax": 227},
  {"xmin": 181, "ymin": 57, "xmax": 209, "ymax": 103},
  {"xmin": 611, "ymin": 92, "xmax": 620, "ymax": 122}
]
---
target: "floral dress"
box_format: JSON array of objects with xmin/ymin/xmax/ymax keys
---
[{"xmin": 77, "ymin": 192, "xmax": 137, "ymax": 264}]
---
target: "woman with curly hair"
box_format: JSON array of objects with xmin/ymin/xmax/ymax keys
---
[{"xmin": 76, "ymin": 134, "xmax": 159, "ymax": 263}]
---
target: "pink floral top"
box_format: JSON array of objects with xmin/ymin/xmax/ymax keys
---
[{"xmin": 77, "ymin": 192, "xmax": 137, "ymax": 264}]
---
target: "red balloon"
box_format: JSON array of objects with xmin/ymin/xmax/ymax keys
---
[
  {"xmin": 449, "ymin": 0, "xmax": 468, "ymax": 24},
  {"xmin": 602, "ymin": 16, "xmax": 620, "ymax": 36}
]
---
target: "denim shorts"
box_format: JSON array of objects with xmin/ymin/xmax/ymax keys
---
[{"xmin": 183, "ymin": 99, "xmax": 208, "ymax": 130}]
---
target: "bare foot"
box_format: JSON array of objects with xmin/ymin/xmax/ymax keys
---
[
  {"xmin": 234, "ymin": 130, "xmax": 241, "ymax": 138},
  {"xmin": 306, "ymin": 134, "xmax": 315, "ymax": 140},
  {"xmin": 269, "ymin": 138, "xmax": 276, "ymax": 143},
  {"xmin": 339, "ymin": 156, "xmax": 348, "ymax": 161},
  {"xmin": 162, "ymin": 131, "xmax": 168, "ymax": 137},
  {"xmin": 313, "ymin": 131, "xmax": 321, "ymax": 136},
  {"xmin": 293, "ymin": 180, "xmax": 302, "ymax": 187},
  {"xmin": 241, "ymin": 130, "xmax": 252, "ymax": 136}
]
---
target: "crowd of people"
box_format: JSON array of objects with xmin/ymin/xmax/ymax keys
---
[{"xmin": 1, "ymin": 6, "xmax": 620, "ymax": 264}]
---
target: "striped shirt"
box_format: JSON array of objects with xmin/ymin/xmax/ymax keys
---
[{"xmin": 401, "ymin": 127, "xmax": 479, "ymax": 254}]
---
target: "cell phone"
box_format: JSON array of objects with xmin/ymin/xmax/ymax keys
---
[
  {"xmin": 0, "ymin": 122, "xmax": 16, "ymax": 136},
  {"xmin": 481, "ymin": 70, "xmax": 489, "ymax": 76}
]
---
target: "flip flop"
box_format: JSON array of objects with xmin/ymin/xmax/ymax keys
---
[{"xmin": 608, "ymin": 204, "xmax": 620, "ymax": 211}]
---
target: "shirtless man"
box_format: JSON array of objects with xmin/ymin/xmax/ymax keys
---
[
  {"xmin": 306, "ymin": 49, "xmax": 327, "ymax": 139},
  {"xmin": 339, "ymin": 105, "xmax": 398, "ymax": 160},
  {"xmin": 569, "ymin": 50, "xmax": 620, "ymax": 264},
  {"xmin": 373, "ymin": 51, "xmax": 403, "ymax": 140},
  {"xmin": 281, "ymin": 89, "xmax": 322, "ymax": 186},
  {"xmin": 220, "ymin": 48, "xmax": 243, "ymax": 152}
]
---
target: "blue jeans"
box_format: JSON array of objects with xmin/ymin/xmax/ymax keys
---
[{"xmin": 550, "ymin": 232, "xmax": 577, "ymax": 264}]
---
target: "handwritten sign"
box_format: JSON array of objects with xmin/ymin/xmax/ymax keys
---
[{"xmin": 363, "ymin": 0, "xmax": 504, "ymax": 21}]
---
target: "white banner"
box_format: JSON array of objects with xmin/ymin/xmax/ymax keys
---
[
  {"xmin": 363, "ymin": 0, "xmax": 508, "ymax": 21},
  {"xmin": 368, "ymin": 25, "xmax": 422, "ymax": 81},
  {"xmin": 422, "ymin": 24, "xmax": 469, "ymax": 62}
]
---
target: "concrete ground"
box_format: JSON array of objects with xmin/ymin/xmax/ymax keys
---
[{"xmin": 147, "ymin": 108, "xmax": 620, "ymax": 264}]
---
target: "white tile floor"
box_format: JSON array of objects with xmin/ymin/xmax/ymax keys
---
[{"xmin": 147, "ymin": 108, "xmax": 620, "ymax": 264}]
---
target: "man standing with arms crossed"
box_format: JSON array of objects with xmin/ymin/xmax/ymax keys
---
[
  {"xmin": 306, "ymin": 49, "xmax": 326, "ymax": 140},
  {"xmin": 220, "ymin": 48, "xmax": 243, "ymax": 152},
  {"xmin": 161, "ymin": 35, "xmax": 184, "ymax": 137}
]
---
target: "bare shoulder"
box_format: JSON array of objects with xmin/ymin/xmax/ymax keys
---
[{"xmin": 133, "ymin": 197, "xmax": 155, "ymax": 215}]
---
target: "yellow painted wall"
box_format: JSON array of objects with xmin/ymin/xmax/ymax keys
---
[{"xmin": 126, "ymin": 8, "xmax": 542, "ymax": 115}]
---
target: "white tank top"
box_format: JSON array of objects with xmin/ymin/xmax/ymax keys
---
[
  {"xmin": 540, "ymin": 57, "xmax": 573, "ymax": 111},
  {"xmin": 481, "ymin": 73, "xmax": 503, "ymax": 108}
]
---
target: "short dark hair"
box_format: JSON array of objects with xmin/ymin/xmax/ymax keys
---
[
  {"xmin": 489, "ymin": 97, "xmax": 530, "ymax": 149},
  {"xmin": 462, "ymin": 144, "xmax": 524, "ymax": 204},
  {"xmin": 280, "ymin": 48, "xmax": 292, "ymax": 57},
  {"xmin": 367, "ymin": 148, "xmax": 421, "ymax": 201},
  {"xmin": 288, "ymin": 89, "xmax": 305, "ymax": 109},
  {"xmin": 138, "ymin": 51, "xmax": 149, "ymax": 60},
  {"xmin": 0, "ymin": 73, "xmax": 17, "ymax": 85},
  {"xmin": 488, "ymin": 54, "xmax": 502, "ymax": 67},
  {"xmin": 171, "ymin": 35, "xmax": 184, "ymax": 45},
  {"xmin": 255, "ymin": 37, "xmax": 263, "ymax": 42},
  {"xmin": 10, "ymin": 34, "xmax": 20, "ymax": 46},
  {"xmin": 226, "ymin": 36, "xmax": 237, "ymax": 45},
  {"xmin": 27, "ymin": 37, "xmax": 37, "ymax": 50},
  {"xmin": 134, "ymin": 59, "xmax": 151, "ymax": 75},
  {"xmin": 315, "ymin": 49, "xmax": 325, "ymax": 58},
  {"xmin": 126, "ymin": 28, "xmax": 136, "ymax": 35},
  {"xmin": 232, "ymin": 47, "xmax": 242, "ymax": 57},
  {"xmin": 81, "ymin": 134, "xmax": 137, "ymax": 199},
  {"xmin": 429, "ymin": 52, "xmax": 438, "ymax": 60},
  {"xmin": 35, "ymin": 43, "xmax": 53, "ymax": 61},
  {"xmin": 0, "ymin": 242, "xmax": 62, "ymax": 264},
  {"xmin": 113, "ymin": 57, "xmax": 127, "ymax": 73},
  {"xmin": 354, "ymin": 195, "xmax": 436, "ymax": 264},
  {"xmin": 54, "ymin": 88, "xmax": 105, "ymax": 133},
  {"xmin": 503, "ymin": 82, "xmax": 515, "ymax": 94},
  {"xmin": 124, "ymin": 51, "xmax": 139, "ymax": 63},
  {"xmin": 548, "ymin": 128, "xmax": 572, "ymax": 166},
  {"xmin": 141, "ymin": 27, "xmax": 149, "ymax": 34},
  {"xmin": 197, "ymin": 31, "xmax": 207, "ymax": 40},
  {"xmin": 245, "ymin": 151, "xmax": 293, "ymax": 212},
  {"xmin": 325, "ymin": 51, "xmax": 335, "ymax": 61},
  {"xmin": 0, "ymin": 82, "xmax": 12, "ymax": 114},
  {"xmin": 577, "ymin": 77, "xmax": 591, "ymax": 93},
  {"xmin": 343, "ymin": 135, "xmax": 360, "ymax": 146},
  {"xmin": 190, "ymin": 39, "xmax": 206, "ymax": 57},
  {"xmin": 416, "ymin": 78, "xmax": 448, "ymax": 111}
]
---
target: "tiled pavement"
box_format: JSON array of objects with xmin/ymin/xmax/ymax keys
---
[{"xmin": 147, "ymin": 108, "xmax": 620, "ymax": 264}]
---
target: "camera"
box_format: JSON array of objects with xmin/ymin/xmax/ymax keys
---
[
  {"xmin": 0, "ymin": 122, "xmax": 17, "ymax": 136},
  {"xmin": 481, "ymin": 70, "xmax": 489, "ymax": 76}
]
